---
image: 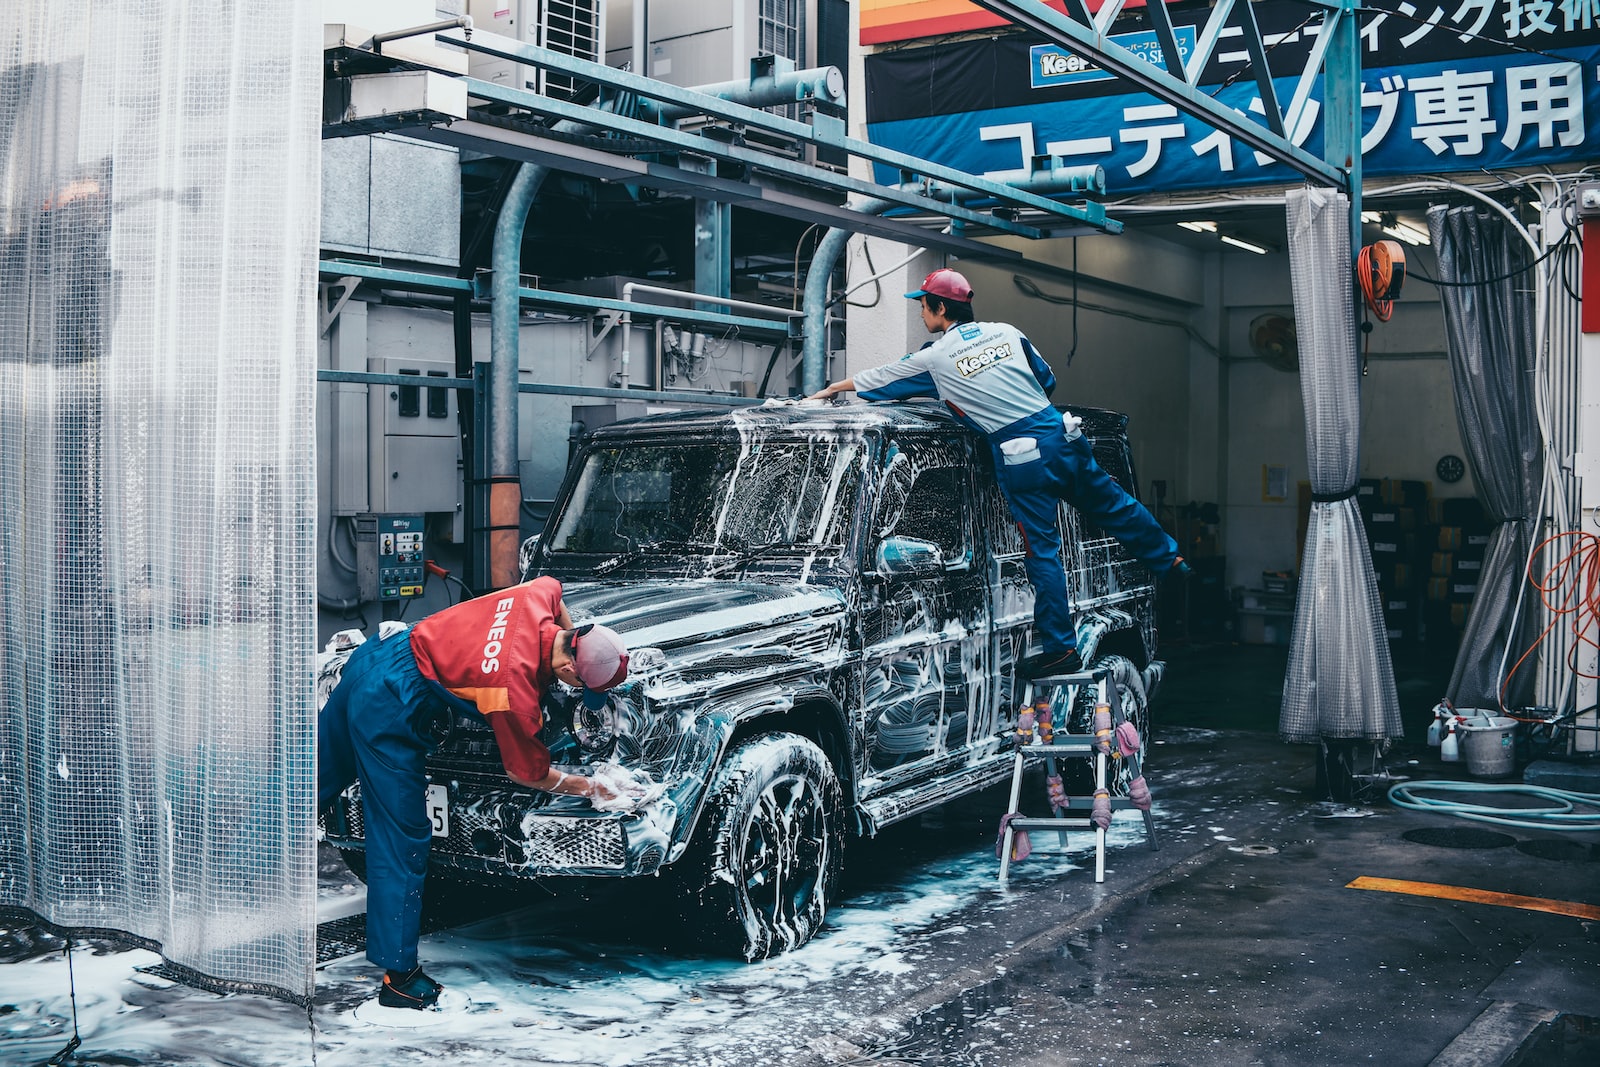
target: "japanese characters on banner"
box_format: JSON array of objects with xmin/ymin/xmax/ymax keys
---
[{"xmin": 863, "ymin": 0, "xmax": 1600, "ymax": 195}]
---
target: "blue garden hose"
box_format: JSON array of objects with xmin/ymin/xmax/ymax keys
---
[{"xmin": 1387, "ymin": 780, "xmax": 1600, "ymax": 832}]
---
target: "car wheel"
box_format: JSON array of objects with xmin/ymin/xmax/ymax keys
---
[
  {"xmin": 1056, "ymin": 653, "xmax": 1150, "ymax": 796},
  {"xmin": 684, "ymin": 732, "xmax": 844, "ymax": 961}
]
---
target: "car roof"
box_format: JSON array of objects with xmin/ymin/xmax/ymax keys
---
[
  {"xmin": 581, "ymin": 399, "xmax": 1131, "ymax": 441},
  {"xmin": 582, "ymin": 399, "xmax": 963, "ymax": 440}
]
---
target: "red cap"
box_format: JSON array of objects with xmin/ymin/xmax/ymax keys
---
[
  {"xmin": 571, "ymin": 623, "xmax": 629, "ymax": 708},
  {"xmin": 905, "ymin": 268, "xmax": 974, "ymax": 302}
]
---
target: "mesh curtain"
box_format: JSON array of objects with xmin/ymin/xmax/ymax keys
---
[
  {"xmin": 1426, "ymin": 205, "xmax": 1541, "ymax": 712},
  {"xmin": 0, "ymin": 3, "xmax": 320, "ymax": 1003},
  {"xmin": 1279, "ymin": 186, "xmax": 1403, "ymax": 744}
]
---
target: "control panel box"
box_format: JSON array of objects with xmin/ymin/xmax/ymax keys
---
[
  {"xmin": 356, "ymin": 513, "xmax": 426, "ymax": 601},
  {"xmin": 367, "ymin": 356, "xmax": 460, "ymax": 514}
]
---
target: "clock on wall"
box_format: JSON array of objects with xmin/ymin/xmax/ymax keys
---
[{"xmin": 1436, "ymin": 454, "xmax": 1465, "ymax": 484}]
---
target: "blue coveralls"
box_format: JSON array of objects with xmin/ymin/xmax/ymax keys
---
[
  {"xmin": 317, "ymin": 630, "xmax": 448, "ymax": 972},
  {"xmin": 854, "ymin": 320, "xmax": 1178, "ymax": 657}
]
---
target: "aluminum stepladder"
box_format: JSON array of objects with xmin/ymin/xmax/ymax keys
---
[{"xmin": 997, "ymin": 666, "xmax": 1160, "ymax": 884}]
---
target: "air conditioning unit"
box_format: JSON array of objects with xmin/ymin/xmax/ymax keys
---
[
  {"xmin": 607, "ymin": 2, "xmax": 843, "ymax": 164},
  {"xmin": 467, "ymin": 0, "xmax": 606, "ymax": 100}
]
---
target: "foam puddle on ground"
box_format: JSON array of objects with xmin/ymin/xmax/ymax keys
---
[{"xmin": 0, "ymin": 808, "xmax": 1175, "ymax": 1067}]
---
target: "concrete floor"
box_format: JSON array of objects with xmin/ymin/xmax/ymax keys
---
[{"xmin": 793, "ymin": 642, "xmax": 1600, "ymax": 1067}]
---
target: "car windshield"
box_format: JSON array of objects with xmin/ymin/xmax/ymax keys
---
[{"xmin": 547, "ymin": 436, "xmax": 865, "ymax": 565}]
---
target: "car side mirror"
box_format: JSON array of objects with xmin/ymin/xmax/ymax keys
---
[
  {"xmin": 519, "ymin": 533, "xmax": 542, "ymax": 579},
  {"xmin": 875, "ymin": 536, "xmax": 945, "ymax": 579}
]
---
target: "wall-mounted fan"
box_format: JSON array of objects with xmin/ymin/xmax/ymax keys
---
[{"xmin": 1248, "ymin": 313, "xmax": 1299, "ymax": 372}]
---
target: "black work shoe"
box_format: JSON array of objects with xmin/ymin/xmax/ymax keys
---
[
  {"xmin": 380, "ymin": 966, "xmax": 442, "ymax": 1010},
  {"xmin": 1021, "ymin": 648, "xmax": 1082, "ymax": 679}
]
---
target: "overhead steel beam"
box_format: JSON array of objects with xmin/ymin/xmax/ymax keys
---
[
  {"xmin": 317, "ymin": 258, "xmax": 796, "ymax": 334},
  {"xmin": 315, "ymin": 369, "xmax": 761, "ymax": 409},
  {"xmin": 454, "ymin": 78, "xmax": 1064, "ymax": 238},
  {"xmin": 438, "ymin": 30, "xmax": 1119, "ymax": 233},
  {"xmin": 399, "ymin": 116, "xmax": 1030, "ymax": 258},
  {"xmin": 969, "ymin": 0, "xmax": 1350, "ymax": 190}
]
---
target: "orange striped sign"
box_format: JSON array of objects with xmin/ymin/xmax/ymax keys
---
[
  {"xmin": 1348, "ymin": 876, "xmax": 1600, "ymax": 921},
  {"xmin": 859, "ymin": 0, "xmax": 1149, "ymax": 46}
]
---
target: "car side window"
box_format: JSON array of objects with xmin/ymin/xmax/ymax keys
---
[
  {"xmin": 973, "ymin": 442, "xmax": 1025, "ymax": 555},
  {"xmin": 884, "ymin": 465, "xmax": 968, "ymax": 559}
]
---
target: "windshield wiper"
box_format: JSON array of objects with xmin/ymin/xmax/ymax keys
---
[
  {"xmin": 703, "ymin": 540, "xmax": 810, "ymax": 578},
  {"xmin": 588, "ymin": 539, "xmax": 722, "ymax": 577}
]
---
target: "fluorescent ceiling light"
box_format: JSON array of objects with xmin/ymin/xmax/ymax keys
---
[
  {"xmin": 1361, "ymin": 211, "xmax": 1382, "ymax": 223},
  {"xmin": 1383, "ymin": 221, "xmax": 1430, "ymax": 246},
  {"xmin": 1178, "ymin": 220, "xmax": 1217, "ymax": 232},
  {"xmin": 1220, "ymin": 234, "xmax": 1270, "ymax": 254}
]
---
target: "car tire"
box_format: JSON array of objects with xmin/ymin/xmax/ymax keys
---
[{"xmin": 682, "ymin": 731, "xmax": 844, "ymax": 961}]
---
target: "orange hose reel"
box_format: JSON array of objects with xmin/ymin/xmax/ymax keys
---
[{"xmin": 1358, "ymin": 239, "xmax": 1407, "ymax": 321}]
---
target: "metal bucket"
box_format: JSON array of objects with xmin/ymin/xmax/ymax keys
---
[{"xmin": 1457, "ymin": 714, "xmax": 1517, "ymax": 778}]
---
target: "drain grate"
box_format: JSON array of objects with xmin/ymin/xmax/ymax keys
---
[
  {"xmin": 316, "ymin": 914, "xmax": 370, "ymax": 964},
  {"xmin": 1516, "ymin": 838, "xmax": 1600, "ymax": 863},
  {"xmin": 1401, "ymin": 827, "xmax": 1517, "ymax": 850}
]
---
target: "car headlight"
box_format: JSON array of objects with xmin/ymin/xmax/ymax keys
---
[{"xmin": 573, "ymin": 697, "xmax": 619, "ymax": 754}]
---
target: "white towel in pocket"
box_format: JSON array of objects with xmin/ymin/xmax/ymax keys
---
[{"xmin": 1000, "ymin": 437, "xmax": 1041, "ymax": 465}]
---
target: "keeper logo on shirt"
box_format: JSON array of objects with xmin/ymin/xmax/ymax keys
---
[{"xmin": 955, "ymin": 342, "xmax": 1013, "ymax": 377}]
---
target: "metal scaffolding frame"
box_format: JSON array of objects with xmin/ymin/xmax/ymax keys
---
[
  {"xmin": 322, "ymin": 2, "xmax": 1366, "ymax": 323},
  {"xmin": 972, "ymin": 0, "xmax": 1363, "ymax": 248},
  {"xmin": 325, "ymin": 30, "xmax": 1120, "ymax": 253}
]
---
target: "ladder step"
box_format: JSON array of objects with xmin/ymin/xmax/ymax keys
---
[
  {"xmin": 1006, "ymin": 816, "xmax": 1096, "ymax": 831},
  {"xmin": 1004, "ymin": 819, "xmax": 1094, "ymax": 831},
  {"xmin": 1011, "ymin": 741, "xmax": 1099, "ymax": 756},
  {"xmin": 1027, "ymin": 669, "xmax": 1103, "ymax": 684},
  {"xmin": 1055, "ymin": 797, "xmax": 1144, "ymax": 812}
]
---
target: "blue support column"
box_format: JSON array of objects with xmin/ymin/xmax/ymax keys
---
[
  {"xmin": 1323, "ymin": 0, "xmax": 1364, "ymax": 255},
  {"xmin": 689, "ymin": 158, "xmax": 732, "ymax": 313}
]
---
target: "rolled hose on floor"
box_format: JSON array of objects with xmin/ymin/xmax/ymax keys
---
[{"xmin": 1387, "ymin": 780, "xmax": 1600, "ymax": 832}]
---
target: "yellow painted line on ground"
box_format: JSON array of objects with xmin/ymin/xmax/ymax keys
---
[{"xmin": 1348, "ymin": 876, "xmax": 1600, "ymax": 921}]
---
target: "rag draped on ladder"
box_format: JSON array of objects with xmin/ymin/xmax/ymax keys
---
[
  {"xmin": 1425, "ymin": 205, "xmax": 1541, "ymax": 713},
  {"xmin": 0, "ymin": 2, "xmax": 321, "ymax": 1003},
  {"xmin": 1279, "ymin": 186, "xmax": 1403, "ymax": 748}
]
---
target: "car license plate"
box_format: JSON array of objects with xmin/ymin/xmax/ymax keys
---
[{"xmin": 426, "ymin": 783, "xmax": 449, "ymax": 839}]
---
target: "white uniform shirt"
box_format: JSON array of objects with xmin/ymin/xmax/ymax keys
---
[{"xmin": 853, "ymin": 320, "xmax": 1055, "ymax": 435}]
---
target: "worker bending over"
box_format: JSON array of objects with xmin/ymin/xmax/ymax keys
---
[
  {"xmin": 318, "ymin": 576, "xmax": 635, "ymax": 1010},
  {"xmin": 810, "ymin": 268, "xmax": 1186, "ymax": 678}
]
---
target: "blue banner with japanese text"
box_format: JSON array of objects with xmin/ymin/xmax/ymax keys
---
[{"xmin": 864, "ymin": 0, "xmax": 1600, "ymax": 195}]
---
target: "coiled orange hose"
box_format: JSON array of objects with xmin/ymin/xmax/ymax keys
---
[{"xmin": 1499, "ymin": 529, "xmax": 1600, "ymax": 713}]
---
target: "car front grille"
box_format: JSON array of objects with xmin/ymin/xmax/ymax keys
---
[
  {"xmin": 512, "ymin": 815, "xmax": 627, "ymax": 869},
  {"xmin": 336, "ymin": 789, "xmax": 627, "ymax": 872}
]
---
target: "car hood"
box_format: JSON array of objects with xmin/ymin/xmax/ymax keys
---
[{"xmin": 556, "ymin": 579, "xmax": 847, "ymax": 655}]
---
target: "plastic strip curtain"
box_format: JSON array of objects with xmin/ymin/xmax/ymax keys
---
[
  {"xmin": 0, "ymin": 2, "xmax": 320, "ymax": 1003},
  {"xmin": 1425, "ymin": 205, "xmax": 1541, "ymax": 712},
  {"xmin": 1279, "ymin": 187, "xmax": 1402, "ymax": 744}
]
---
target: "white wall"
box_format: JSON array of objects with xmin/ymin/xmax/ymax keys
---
[{"xmin": 838, "ymin": 221, "xmax": 1468, "ymax": 595}]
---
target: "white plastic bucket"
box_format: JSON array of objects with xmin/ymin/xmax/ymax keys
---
[{"xmin": 1457, "ymin": 713, "xmax": 1517, "ymax": 777}]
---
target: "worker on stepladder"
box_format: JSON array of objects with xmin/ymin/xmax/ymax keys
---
[
  {"xmin": 809, "ymin": 268, "xmax": 1188, "ymax": 678},
  {"xmin": 318, "ymin": 576, "xmax": 646, "ymax": 1010}
]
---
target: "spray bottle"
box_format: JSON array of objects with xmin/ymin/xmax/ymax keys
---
[
  {"xmin": 1427, "ymin": 700, "xmax": 1449, "ymax": 747},
  {"xmin": 1440, "ymin": 716, "xmax": 1460, "ymax": 763}
]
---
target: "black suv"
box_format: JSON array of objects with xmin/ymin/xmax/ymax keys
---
[{"xmin": 324, "ymin": 400, "xmax": 1165, "ymax": 959}]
